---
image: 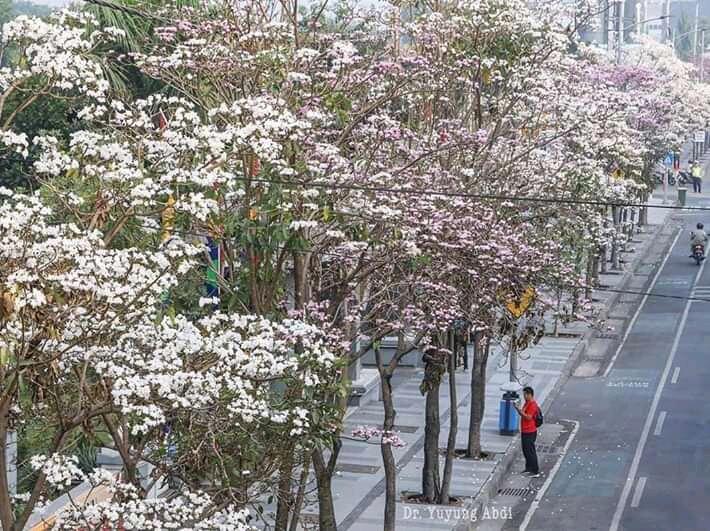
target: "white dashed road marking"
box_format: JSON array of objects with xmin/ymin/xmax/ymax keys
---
[
  {"xmin": 671, "ymin": 367, "xmax": 680, "ymax": 384},
  {"xmin": 630, "ymin": 477, "xmax": 647, "ymax": 508},
  {"xmin": 653, "ymin": 411, "xmax": 667, "ymax": 436}
]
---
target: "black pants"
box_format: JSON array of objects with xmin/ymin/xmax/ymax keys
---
[
  {"xmin": 521, "ymin": 431, "xmax": 539, "ymax": 473},
  {"xmin": 693, "ymin": 177, "xmax": 702, "ymax": 193}
]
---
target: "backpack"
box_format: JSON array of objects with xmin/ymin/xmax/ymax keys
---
[{"xmin": 534, "ymin": 408, "xmax": 544, "ymax": 428}]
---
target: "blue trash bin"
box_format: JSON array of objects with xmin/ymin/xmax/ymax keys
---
[{"xmin": 499, "ymin": 391, "xmax": 520, "ymax": 436}]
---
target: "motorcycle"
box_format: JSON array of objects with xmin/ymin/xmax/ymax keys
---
[
  {"xmin": 692, "ymin": 243, "xmax": 706, "ymax": 266},
  {"xmin": 653, "ymin": 169, "xmax": 676, "ymax": 186}
]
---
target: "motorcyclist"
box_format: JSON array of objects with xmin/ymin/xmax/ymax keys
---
[{"xmin": 690, "ymin": 222, "xmax": 708, "ymax": 257}]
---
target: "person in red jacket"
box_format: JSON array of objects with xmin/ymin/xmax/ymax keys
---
[{"xmin": 514, "ymin": 386, "xmax": 540, "ymax": 477}]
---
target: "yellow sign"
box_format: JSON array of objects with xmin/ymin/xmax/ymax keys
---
[
  {"xmin": 161, "ymin": 194, "xmax": 176, "ymax": 242},
  {"xmin": 612, "ymin": 168, "xmax": 624, "ymax": 180},
  {"xmin": 506, "ymin": 286, "xmax": 535, "ymax": 319}
]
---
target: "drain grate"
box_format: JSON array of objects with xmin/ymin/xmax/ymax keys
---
[
  {"xmin": 498, "ymin": 487, "xmax": 535, "ymax": 497},
  {"xmin": 345, "ymin": 423, "xmax": 419, "ymax": 434},
  {"xmin": 535, "ymin": 444, "xmax": 558, "ymax": 454},
  {"xmin": 335, "ymin": 463, "xmax": 380, "ymax": 474}
]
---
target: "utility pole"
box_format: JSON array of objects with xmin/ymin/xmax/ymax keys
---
[
  {"xmin": 694, "ymin": 0, "xmax": 700, "ymax": 58},
  {"xmin": 643, "ymin": 0, "xmax": 648, "ymax": 34},
  {"xmin": 636, "ymin": 2, "xmax": 642, "ymax": 38},
  {"xmin": 616, "ymin": 0, "xmax": 624, "ymax": 65},
  {"xmin": 607, "ymin": 0, "xmax": 614, "ymax": 55},
  {"xmin": 665, "ymin": 0, "xmax": 672, "ymax": 43},
  {"xmin": 702, "ymin": 29, "xmax": 706, "ymax": 83}
]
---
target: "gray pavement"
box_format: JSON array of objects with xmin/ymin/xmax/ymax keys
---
[
  {"xmin": 315, "ymin": 191, "xmax": 673, "ymax": 531},
  {"xmin": 478, "ymin": 190, "xmax": 710, "ymax": 531}
]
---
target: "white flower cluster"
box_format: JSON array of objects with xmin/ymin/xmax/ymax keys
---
[
  {"xmin": 53, "ymin": 476, "xmax": 255, "ymax": 530},
  {"xmin": 0, "ymin": 130, "xmax": 29, "ymax": 157},
  {"xmin": 0, "ymin": 191, "xmax": 200, "ymax": 359},
  {"xmin": 90, "ymin": 312, "xmax": 339, "ymax": 435},
  {"xmin": 0, "ymin": 10, "xmax": 112, "ymax": 99},
  {"xmin": 30, "ymin": 454, "xmax": 84, "ymax": 489}
]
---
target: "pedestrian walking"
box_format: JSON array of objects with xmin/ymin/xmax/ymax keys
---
[
  {"xmin": 692, "ymin": 161, "xmax": 703, "ymax": 193},
  {"xmin": 514, "ymin": 386, "xmax": 541, "ymax": 477}
]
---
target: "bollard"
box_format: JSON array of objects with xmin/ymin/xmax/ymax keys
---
[{"xmin": 678, "ymin": 187, "xmax": 687, "ymax": 207}]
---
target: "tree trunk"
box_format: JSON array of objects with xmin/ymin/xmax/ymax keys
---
[
  {"xmin": 0, "ymin": 400, "xmax": 13, "ymax": 531},
  {"xmin": 380, "ymin": 374, "xmax": 397, "ymax": 530},
  {"xmin": 274, "ymin": 454, "xmax": 295, "ymax": 531},
  {"xmin": 312, "ymin": 444, "xmax": 340, "ymax": 531},
  {"xmin": 466, "ymin": 332, "xmax": 490, "ymax": 458},
  {"xmin": 611, "ymin": 206, "xmax": 620, "ymax": 270},
  {"xmin": 585, "ymin": 250, "xmax": 594, "ymax": 301},
  {"xmin": 374, "ymin": 346, "xmax": 397, "ymax": 531},
  {"xmin": 639, "ymin": 193, "xmax": 648, "ymax": 227},
  {"xmin": 466, "ymin": 334, "xmax": 489, "ymax": 458},
  {"xmin": 277, "ymin": 249, "xmax": 309, "ymax": 530},
  {"xmin": 289, "ymin": 453, "xmax": 311, "ymax": 531},
  {"xmin": 438, "ymin": 331, "xmax": 457, "ymax": 504},
  {"xmin": 422, "ymin": 354, "xmax": 441, "ymax": 502}
]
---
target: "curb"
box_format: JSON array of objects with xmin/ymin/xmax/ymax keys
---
[{"xmin": 455, "ymin": 214, "xmax": 675, "ymax": 531}]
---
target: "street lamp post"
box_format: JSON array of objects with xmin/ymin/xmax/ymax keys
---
[
  {"xmin": 613, "ymin": 14, "xmax": 671, "ymax": 65},
  {"xmin": 702, "ymin": 30, "xmax": 706, "ymax": 82},
  {"xmin": 616, "ymin": 0, "xmax": 624, "ymax": 65},
  {"xmin": 693, "ymin": 0, "xmax": 700, "ymax": 56}
]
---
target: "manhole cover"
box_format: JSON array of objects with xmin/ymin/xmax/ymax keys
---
[
  {"xmin": 335, "ymin": 463, "xmax": 380, "ymax": 474},
  {"xmin": 498, "ymin": 487, "xmax": 535, "ymax": 497},
  {"xmin": 597, "ymin": 333, "xmax": 620, "ymax": 340}
]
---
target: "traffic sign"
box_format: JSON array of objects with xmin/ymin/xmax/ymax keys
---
[
  {"xmin": 695, "ymin": 130, "xmax": 705, "ymax": 143},
  {"xmin": 506, "ymin": 287, "xmax": 535, "ymax": 319}
]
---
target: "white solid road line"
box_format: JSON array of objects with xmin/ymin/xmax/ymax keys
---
[
  {"xmin": 671, "ymin": 367, "xmax": 680, "ymax": 384},
  {"xmin": 609, "ymin": 252, "xmax": 707, "ymax": 531},
  {"xmin": 603, "ymin": 228, "xmax": 683, "ymax": 378},
  {"xmin": 519, "ymin": 420, "xmax": 581, "ymax": 531},
  {"xmin": 653, "ymin": 411, "xmax": 667, "ymax": 436},
  {"xmin": 630, "ymin": 477, "xmax": 647, "ymax": 508}
]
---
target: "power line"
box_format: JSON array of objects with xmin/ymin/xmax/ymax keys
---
[
  {"xmin": 159, "ymin": 224, "xmax": 710, "ymax": 305},
  {"xmin": 237, "ymin": 175, "xmax": 710, "ymax": 212},
  {"xmin": 570, "ymin": 285, "xmax": 710, "ymax": 304}
]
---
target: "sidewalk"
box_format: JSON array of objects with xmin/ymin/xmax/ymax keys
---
[{"xmin": 325, "ymin": 198, "xmax": 673, "ymax": 531}]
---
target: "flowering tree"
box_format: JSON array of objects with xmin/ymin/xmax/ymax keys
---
[
  {"xmin": 1, "ymin": 1, "xmax": 706, "ymax": 530},
  {"xmin": 0, "ymin": 188, "xmax": 345, "ymax": 529}
]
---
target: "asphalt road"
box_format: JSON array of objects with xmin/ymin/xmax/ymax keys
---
[{"xmin": 509, "ymin": 206, "xmax": 710, "ymax": 530}]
